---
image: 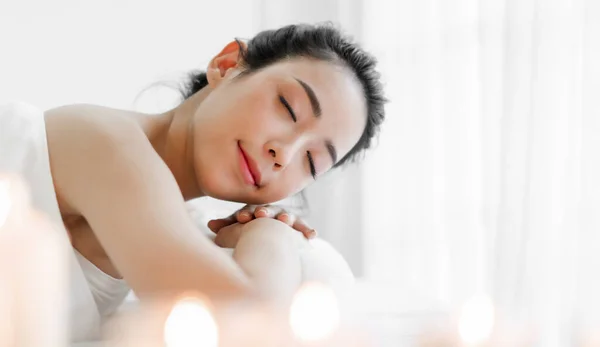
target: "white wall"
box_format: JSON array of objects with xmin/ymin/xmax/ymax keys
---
[{"xmin": 0, "ymin": 0, "xmax": 260, "ymax": 111}]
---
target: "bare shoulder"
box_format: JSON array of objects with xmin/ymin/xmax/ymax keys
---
[
  {"xmin": 45, "ymin": 104, "xmax": 157, "ymax": 213},
  {"xmin": 45, "ymin": 104, "xmax": 142, "ymax": 142}
]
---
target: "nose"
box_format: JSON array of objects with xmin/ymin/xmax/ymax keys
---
[{"xmin": 265, "ymin": 138, "xmax": 304, "ymax": 171}]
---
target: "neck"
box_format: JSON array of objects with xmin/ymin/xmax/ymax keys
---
[{"xmin": 147, "ymin": 88, "xmax": 212, "ymax": 201}]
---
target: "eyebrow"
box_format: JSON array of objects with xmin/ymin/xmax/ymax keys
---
[
  {"xmin": 293, "ymin": 77, "xmax": 337, "ymax": 165},
  {"xmin": 294, "ymin": 78, "xmax": 322, "ymax": 118}
]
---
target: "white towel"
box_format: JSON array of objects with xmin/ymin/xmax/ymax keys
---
[{"xmin": 0, "ymin": 101, "xmax": 102, "ymax": 342}]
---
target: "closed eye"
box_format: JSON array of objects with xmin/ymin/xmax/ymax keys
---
[
  {"xmin": 307, "ymin": 151, "xmax": 317, "ymax": 180},
  {"xmin": 279, "ymin": 95, "xmax": 297, "ymax": 122}
]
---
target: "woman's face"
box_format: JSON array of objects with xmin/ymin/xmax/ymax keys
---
[{"xmin": 192, "ymin": 57, "xmax": 366, "ymax": 205}]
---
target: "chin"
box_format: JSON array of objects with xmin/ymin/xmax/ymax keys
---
[
  {"xmin": 195, "ymin": 172, "xmax": 285, "ymax": 205},
  {"xmin": 199, "ymin": 184, "xmax": 236, "ymax": 201},
  {"xmin": 198, "ymin": 179, "xmax": 249, "ymax": 203},
  {"xmin": 210, "ymin": 190, "xmax": 275, "ymax": 206}
]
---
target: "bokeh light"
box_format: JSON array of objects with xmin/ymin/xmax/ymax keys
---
[
  {"xmin": 0, "ymin": 179, "xmax": 12, "ymax": 229},
  {"xmin": 458, "ymin": 294, "xmax": 495, "ymax": 345},
  {"xmin": 164, "ymin": 297, "xmax": 218, "ymax": 347},
  {"xmin": 289, "ymin": 282, "xmax": 340, "ymax": 342}
]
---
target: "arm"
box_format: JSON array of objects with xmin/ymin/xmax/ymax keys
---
[
  {"xmin": 46, "ymin": 107, "xmax": 252, "ymax": 300},
  {"xmin": 232, "ymin": 218, "xmax": 304, "ymax": 303}
]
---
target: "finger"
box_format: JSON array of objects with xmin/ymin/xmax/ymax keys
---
[
  {"xmin": 207, "ymin": 218, "xmax": 235, "ymax": 233},
  {"xmin": 254, "ymin": 205, "xmax": 280, "ymax": 219},
  {"xmin": 292, "ymin": 219, "xmax": 317, "ymax": 239},
  {"xmin": 232, "ymin": 204, "xmax": 257, "ymax": 224},
  {"xmin": 235, "ymin": 207, "xmax": 255, "ymax": 223},
  {"xmin": 276, "ymin": 212, "xmax": 296, "ymax": 226},
  {"xmin": 207, "ymin": 209, "xmax": 241, "ymax": 232}
]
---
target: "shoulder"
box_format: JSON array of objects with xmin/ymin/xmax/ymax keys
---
[
  {"xmin": 45, "ymin": 104, "xmax": 159, "ymax": 211},
  {"xmin": 45, "ymin": 104, "xmax": 144, "ymax": 145},
  {"xmin": 45, "ymin": 104, "xmax": 153, "ymax": 178}
]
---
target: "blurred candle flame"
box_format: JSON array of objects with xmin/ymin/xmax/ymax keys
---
[
  {"xmin": 164, "ymin": 297, "xmax": 218, "ymax": 347},
  {"xmin": 458, "ymin": 294, "xmax": 495, "ymax": 345},
  {"xmin": 0, "ymin": 174, "xmax": 68, "ymax": 347},
  {"xmin": 289, "ymin": 282, "xmax": 340, "ymax": 342},
  {"xmin": 0, "ymin": 175, "xmax": 30, "ymax": 230},
  {"xmin": 0, "ymin": 179, "xmax": 12, "ymax": 228}
]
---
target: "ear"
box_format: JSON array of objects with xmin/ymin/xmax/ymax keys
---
[{"xmin": 206, "ymin": 40, "xmax": 248, "ymax": 88}]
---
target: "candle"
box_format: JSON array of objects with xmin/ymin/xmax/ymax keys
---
[
  {"xmin": 418, "ymin": 295, "xmax": 536, "ymax": 347},
  {"xmin": 0, "ymin": 175, "xmax": 69, "ymax": 347},
  {"xmin": 289, "ymin": 282, "xmax": 341, "ymax": 343},
  {"xmin": 0, "ymin": 177, "xmax": 16, "ymax": 347},
  {"xmin": 164, "ymin": 296, "xmax": 219, "ymax": 347},
  {"xmin": 16, "ymin": 212, "xmax": 69, "ymax": 347},
  {"xmin": 580, "ymin": 331, "xmax": 600, "ymax": 347},
  {"xmin": 287, "ymin": 282, "xmax": 374, "ymax": 347},
  {"xmin": 0, "ymin": 178, "xmax": 12, "ymax": 228},
  {"xmin": 0, "ymin": 175, "xmax": 26, "ymax": 347},
  {"xmin": 0, "ymin": 175, "xmax": 29, "ymax": 230},
  {"xmin": 416, "ymin": 294, "xmax": 495, "ymax": 347},
  {"xmin": 106, "ymin": 294, "xmax": 221, "ymax": 347},
  {"xmin": 106, "ymin": 285, "xmax": 371, "ymax": 347},
  {"xmin": 458, "ymin": 294, "xmax": 495, "ymax": 345}
]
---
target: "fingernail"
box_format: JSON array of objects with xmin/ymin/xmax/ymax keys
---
[
  {"xmin": 240, "ymin": 211, "xmax": 251, "ymax": 218},
  {"xmin": 256, "ymin": 208, "xmax": 267, "ymax": 216},
  {"xmin": 280, "ymin": 213, "xmax": 290, "ymax": 223},
  {"xmin": 309, "ymin": 229, "xmax": 317, "ymax": 238}
]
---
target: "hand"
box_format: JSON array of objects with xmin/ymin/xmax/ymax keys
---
[
  {"xmin": 213, "ymin": 222, "xmax": 245, "ymax": 248},
  {"xmin": 214, "ymin": 218, "xmax": 307, "ymax": 249},
  {"xmin": 207, "ymin": 205, "xmax": 317, "ymax": 239}
]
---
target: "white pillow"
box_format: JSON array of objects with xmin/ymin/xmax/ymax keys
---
[{"xmin": 298, "ymin": 238, "xmax": 355, "ymax": 296}]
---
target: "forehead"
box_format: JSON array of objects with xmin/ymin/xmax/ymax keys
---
[{"xmin": 264, "ymin": 58, "xmax": 367, "ymax": 161}]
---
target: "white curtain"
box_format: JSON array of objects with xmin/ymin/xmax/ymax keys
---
[{"xmin": 357, "ymin": 0, "xmax": 600, "ymax": 343}]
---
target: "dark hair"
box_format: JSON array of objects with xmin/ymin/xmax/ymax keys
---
[{"xmin": 181, "ymin": 22, "xmax": 386, "ymax": 167}]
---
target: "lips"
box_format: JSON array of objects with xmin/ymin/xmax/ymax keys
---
[{"xmin": 238, "ymin": 142, "xmax": 262, "ymax": 187}]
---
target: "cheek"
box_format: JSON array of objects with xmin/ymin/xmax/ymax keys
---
[
  {"xmin": 262, "ymin": 170, "xmax": 311, "ymax": 203},
  {"xmin": 192, "ymin": 134, "xmax": 237, "ymax": 196},
  {"xmin": 200, "ymin": 82, "xmax": 268, "ymax": 121},
  {"xmin": 237, "ymin": 96, "xmax": 276, "ymax": 130}
]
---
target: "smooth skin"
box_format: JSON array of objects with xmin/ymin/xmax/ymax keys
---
[{"xmin": 45, "ymin": 40, "xmax": 366, "ymax": 302}]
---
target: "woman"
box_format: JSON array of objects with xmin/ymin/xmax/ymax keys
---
[{"xmin": 1, "ymin": 23, "xmax": 385, "ymax": 340}]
